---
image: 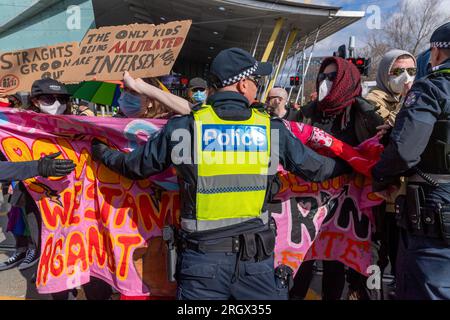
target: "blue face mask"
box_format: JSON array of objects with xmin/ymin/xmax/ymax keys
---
[
  {"xmin": 192, "ymin": 90, "xmax": 207, "ymax": 103},
  {"xmin": 118, "ymin": 91, "xmax": 142, "ymax": 118}
]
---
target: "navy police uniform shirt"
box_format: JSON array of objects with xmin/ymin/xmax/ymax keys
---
[
  {"xmin": 99, "ymin": 91, "xmax": 350, "ymax": 239},
  {"xmin": 372, "ymin": 58, "xmax": 450, "ymax": 189},
  {"xmin": 0, "ymin": 160, "xmax": 39, "ymax": 182}
]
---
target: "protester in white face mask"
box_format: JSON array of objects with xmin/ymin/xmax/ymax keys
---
[
  {"xmin": 365, "ymin": 50, "xmax": 416, "ymax": 301},
  {"xmin": 292, "ymin": 57, "xmax": 384, "ymax": 301},
  {"xmin": 29, "ymin": 78, "xmax": 112, "ymax": 301},
  {"xmin": 317, "ymin": 74, "xmax": 335, "ymax": 102},
  {"xmin": 30, "ymin": 78, "xmax": 71, "ymax": 115},
  {"xmin": 366, "ymin": 50, "xmax": 417, "ymax": 127}
]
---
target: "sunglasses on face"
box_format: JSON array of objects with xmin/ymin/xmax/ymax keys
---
[
  {"xmin": 191, "ymin": 88, "xmax": 206, "ymax": 93},
  {"xmin": 391, "ymin": 67, "xmax": 417, "ymax": 77},
  {"xmin": 37, "ymin": 95, "xmax": 69, "ymax": 105},
  {"xmin": 247, "ymin": 76, "xmax": 262, "ymax": 87},
  {"xmin": 318, "ymin": 71, "xmax": 337, "ymax": 82},
  {"xmin": 266, "ymin": 96, "xmax": 283, "ymax": 102}
]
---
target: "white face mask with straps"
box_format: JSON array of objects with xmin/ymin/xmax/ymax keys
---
[
  {"xmin": 39, "ymin": 101, "xmax": 66, "ymax": 115},
  {"xmin": 389, "ymin": 71, "xmax": 415, "ymax": 94},
  {"xmin": 318, "ymin": 79, "xmax": 333, "ymax": 101}
]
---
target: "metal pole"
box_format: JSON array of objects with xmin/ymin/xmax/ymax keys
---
[
  {"xmin": 261, "ymin": 29, "xmax": 291, "ymax": 102},
  {"xmin": 252, "ymin": 26, "xmax": 263, "ymax": 57},
  {"xmin": 258, "ymin": 32, "xmax": 284, "ymax": 101},
  {"xmin": 288, "ymin": 36, "xmax": 309, "ymax": 102},
  {"xmin": 262, "ymin": 28, "xmax": 298, "ymax": 102},
  {"xmin": 281, "ymin": 48, "xmax": 297, "ymax": 89},
  {"xmin": 287, "ymin": 55, "xmax": 301, "ymax": 102},
  {"xmin": 261, "ymin": 18, "xmax": 285, "ymax": 62},
  {"xmin": 296, "ymin": 27, "xmax": 321, "ymax": 105}
]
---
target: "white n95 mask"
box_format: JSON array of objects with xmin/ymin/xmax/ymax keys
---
[
  {"xmin": 318, "ymin": 79, "xmax": 333, "ymax": 101},
  {"xmin": 40, "ymin": 101, "xmax": 66, "ymax": 115},
  {"xmin": 389, "ymin": 71, "xmax": 415, "ymax": 94}
]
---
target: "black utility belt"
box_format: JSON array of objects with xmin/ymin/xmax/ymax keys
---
[
  {"xmin": 408, "ymin": 204, "xmax": 450, "ymax": 241},
  {"xmin": 180, "ymin": 229, "xmax": 276, "ymax": 261},
  {"xmin": 181, "ymin": 236, "xmax": 240, "ymax": 253},
  {"xmin": 402, "ymin": 183, "xmax": 450, "ymax": 244}
]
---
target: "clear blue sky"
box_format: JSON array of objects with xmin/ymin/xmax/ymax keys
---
[{"xmin": 312, "ymin": 0, "xmax": 401, "ymax": 56}]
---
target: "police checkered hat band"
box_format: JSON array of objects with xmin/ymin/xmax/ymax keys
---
[
  {"xmin": 221, "ymin": 62, "xmax": 259, "ymax": 86},
  {"xmin": 431, "ymin": 42, "xmax": 450, "ymax": 48}
]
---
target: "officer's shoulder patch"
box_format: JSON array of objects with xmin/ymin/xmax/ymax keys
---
[{"xmin": 404, "ymin": 91, "xmax": 421, "ymax": 107}]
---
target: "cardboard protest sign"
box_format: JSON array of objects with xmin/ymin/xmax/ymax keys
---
[
  {"xmin": 0, "ymin": 42, "xmax": 79, "ymax": 93},
  {"xmin": 62, "ymin": 20, "xmax": 191, "ymax": 82}
]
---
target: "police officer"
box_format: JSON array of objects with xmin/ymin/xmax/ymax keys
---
[
  {"xmin": 0, "ymin": 152, "xmax": 75, "ymax": 182},
  {"xmin": 372, "ymin": 22, "xmax": 450, "ymax": 300},
  {"xmin": 91, "ymin": 48, "xmax": 349, "ymax": 300},
  {"xmin": 0, "ymin": 152, "xmax": 75, "ymax": 271}
]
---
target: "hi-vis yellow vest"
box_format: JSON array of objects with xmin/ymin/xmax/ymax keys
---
[{"xmin": 184, "ymin": 105, "xmax": 271, "ymax": 232}]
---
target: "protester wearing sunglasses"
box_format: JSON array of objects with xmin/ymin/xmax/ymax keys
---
[
  {"xmin": 366, "ymin": 50, "xmax": 417, "ymax": 128},
  {"xmin": 187, "ymin": 77, "xmax": 209, "ymax": 104},
  {"xmin": 364, "ymin": 50, "xmax": 417, "ymax": 301},
  {"xmin": 25, "ymin": 78, "xmax": 113, "ymax": 300},
  {"xmin": 292, "ymin": 57, "xmax": 384, "ymax": 301},
  {"xmin": 30, "ymin": 78, "xmax": 72, "ymax": 115},
  {"xmin": 266, "ymin": 87, "xmax": 302, "ymax": 121}
]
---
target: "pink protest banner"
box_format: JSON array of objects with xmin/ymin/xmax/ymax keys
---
[
  {"xmin": 0, "ymin": 109, "xmax": 383, "ymax": 296},
  {"xmin": 0, "ymin": 108, "xmax": 179, "ymax": 296},
  {"xmin": 272, "ymin": 121, "xmax": 383, "ymax": 276},
  {"xmin": 272, "ymin": 172, "xmax": 381, "ymax": 276}
]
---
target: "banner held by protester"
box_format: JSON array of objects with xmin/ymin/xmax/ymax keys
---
[
  {"xmin": 0, "ymin": 109, "xmax": 179, "ymax": 296},
  {"xmin": 0, "ymin": 109, "xmax": 382, "ymax": 296}
]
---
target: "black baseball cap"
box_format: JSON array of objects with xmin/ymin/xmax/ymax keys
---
[
  {"xmin": 31, "ymin": 78, "xmax": 70, "ymax": 98},
  {"xmin": 188, "ymin": 77, "xmax": 207, "ymax": 90},
  {"xmin": 431, "ymin": 22, "xmax": 450, "ymax": 49},
  {"xmin": 209, "ymin": 48, "xmax": 273, "ymax": 88}
]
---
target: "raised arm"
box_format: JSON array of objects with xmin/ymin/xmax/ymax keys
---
[{"xmin": 123, "ymin": 71, "xmax": 192, "ymax": 115}]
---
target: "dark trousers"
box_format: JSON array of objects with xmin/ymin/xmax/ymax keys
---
[
  {"xmin": 382, "ymin": 213, "xmax": 399, "ymax": 276},
  {"xmin": 24, "ymin": 201, "xmax": 41, "ymax": 250},
  {"xmin": 291, "ymin": 260, "xmax": 346, "ymax": 300},
  {"xmin": 396, "ymin": 229, "xmax": 450, "ymax": 300},
  {"xmin": 176, "ymin": 249, "xmax": 288, "ymax": 300},
  {"xmin": 291, "ymin": 260, "xmax": 376, "ymax": 300},
  {"xmin": 51, "ymin": 277, "xmax": 113, "ymax": 300},
  {"xmin": 15, "ymin": 235, "xmax": 31, "ymax": 248}
]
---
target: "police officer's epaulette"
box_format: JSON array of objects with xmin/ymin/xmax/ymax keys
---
[
  {"xmin": 191, "ymin": 102, "xmax": 204, "ymax": 112},
  {"xmin": 254, "ymin": 109, "xmax": 270, "ymax": 118},
  {"xmin": 427, "ymin": 69, "xmax": 450, "ymax": 79},
  {"xmin": 249, "ymin": 103, "xmax": 270, "ymax": 117}
]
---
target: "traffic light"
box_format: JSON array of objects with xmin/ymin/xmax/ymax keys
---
[
  {"xmin": 347, "ymin": 57, "xmax": 370, "ymax": 76},
  {"xmin": 290, "ymin": 76, "xmax": 300, "ymax": 86}
]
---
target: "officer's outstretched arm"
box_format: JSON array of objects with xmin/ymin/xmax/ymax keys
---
[
  {"xmin": 274, "ymin": 120, "xmax": 351, "ymax": 182},
  {"xmin": 0, "ymin": 152, "xmax": 76, "ymax": 182},
  {"xmin": 372, "ymin": 80, "xmax": 441, "ymax": 181},
  {"xmin": 0, "ymin": 161, "xmax": 40, "ymax": 182},
  {"xmin": 92, "ymin": 124, "xmax": 172, "ymax": 180}
]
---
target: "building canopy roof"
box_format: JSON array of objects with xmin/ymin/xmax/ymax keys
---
[{"xmin": 92, "ymin": 0, "xmax": 365, "ymax": 70}]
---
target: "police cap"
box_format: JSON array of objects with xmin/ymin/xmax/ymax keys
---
[
  {"xmin": 431, "ymin": 22, "xmax": 450, "ymax": 49},
  {"xmin": 209, "ymin": 48, "xmax": 272, "ymax": 88}
]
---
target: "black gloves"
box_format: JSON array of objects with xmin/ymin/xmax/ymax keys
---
[
  {"xmin": 38, "ymin": 152, "xmax": 76, "ymax": 177},
  {"xmin": 91, "ymin": 138, "xmax": 110, "ymax": 162}
]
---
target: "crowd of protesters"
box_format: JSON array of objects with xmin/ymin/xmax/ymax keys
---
[{"xmin": 0, "ymin": 20, "xmax": 449, "ymax": 300}]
